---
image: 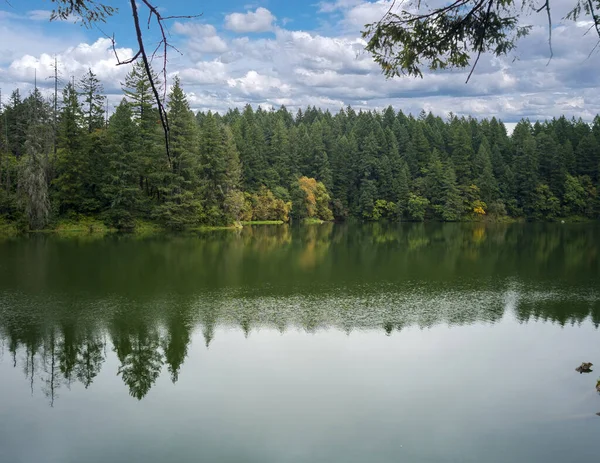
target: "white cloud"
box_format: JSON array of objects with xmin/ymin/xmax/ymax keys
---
[
  {"xmin": 275, "ymin": 29, "xmax": 375, "ymax": 73},
  {"xmin": 224, "ymin": 7, "xmax": 276, "ymax": 33},
  {"xmin": 173, "ymin": 22, "xmax": 218, "ymax": 37},
  {"xmin": 0, "ymin": 10, "xmax": 20, "ymax": 20},
  {"xmin": 7, "ymin": 38, "xmax": 134, "ymax": 93},
  {"xmin": 1, "ymin": 0, "xmax": 600, "ymax": 123},
  {"xmin": 343, "ymin": 0, "xmax": 395, "ymax": 28},
  {"xmin": 177, "ymin": 61, "xmax": 228, "ymax": 85},
  {"xmin": 190, "ymin": 35, "xmax": 228, "ymax": 54},
  {"xmin": 173, "ymin": 21, "xmax": 228, "ymax": 56},
  {"xmin": 317, "ymin": 0, "xmax": 363, "ymax": 13},
  {"xmin": 227, "ymin": 70, "xmax": 292, "ymax": 97},
  {"xmin": 27, "ymin": 10, "xmax": 52, "ymax": 21},
  {"xmin": 0, "ymin": 14, "xmax": 86, "ymax": 66}
]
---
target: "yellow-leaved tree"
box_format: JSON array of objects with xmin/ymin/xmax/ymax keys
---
[{"xmin": 296, "ymin": 177, "xmax": 333, "ymax": 221}]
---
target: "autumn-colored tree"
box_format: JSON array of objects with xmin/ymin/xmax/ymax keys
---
[
  {"xmin": 245, "ymin": 186, "xmax": 292, "ymax": 222},
  {"xmin": 296, "ymin": 176, "xmax": 333, "ymax": 221}
]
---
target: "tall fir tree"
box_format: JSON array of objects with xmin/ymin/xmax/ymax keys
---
[
  {"xmin": 154, "ymin": 76, "xmax": 202, "ymax": 229},
  {"xmin": 79, "ymin": 69, "xmax": 105, "ymax": 133}
]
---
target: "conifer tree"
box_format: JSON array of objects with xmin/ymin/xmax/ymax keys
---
[
  {"xmin": 79, "ymin": 68, "xmax": 105, "ymax": 133},
  {"xmin": 154, "ymin": 77, "xmax": 201, "ymax": 229},
  {"xmin": 473, "ymin": 137, "xmax": 499, "ymax": 204}
]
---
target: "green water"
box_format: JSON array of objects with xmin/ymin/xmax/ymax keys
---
[{"xmin": 0, "ymin": 223, "xmax": 599, "ymax": 463}]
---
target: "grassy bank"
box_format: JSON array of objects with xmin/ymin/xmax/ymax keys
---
[
  {"xmin": 241, "ymin": 220, "xmax": 285, "ymax": 225},
  {"xmin": 192, "ymin": 223, "xmax": 243, "ymax": 232},
  {"xmin": 302, "ymin": 218, "xmax": 326, "ymax": 224},
  {"xmin": 1, "ymin": 215, "xmax": 596, "ymax": 239},
  {"xmin": 0, "ymin": 219, "xmax": 18, "ymax": 238},
  {"xmin": 52, "ymin": 217, "xmax": 115, "ymax": 236}
]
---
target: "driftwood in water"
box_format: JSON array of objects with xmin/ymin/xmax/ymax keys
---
[{"xmin": 575, "ymin": 362, "xmax": 593, "ymax": 373}]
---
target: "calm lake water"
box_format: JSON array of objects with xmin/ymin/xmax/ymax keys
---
[{"xmin": 1, "ymin": 223, "xmax": 599, "ymax": 463}]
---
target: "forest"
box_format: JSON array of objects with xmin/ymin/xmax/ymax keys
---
[{"xmin": 1, "ymin": 60, "xmax": 599, "ymax": 232}]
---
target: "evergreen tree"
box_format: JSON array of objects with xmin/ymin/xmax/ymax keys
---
[
  {"xmin": 53, "ymin": 81, "xmax": 88, "ymax": 214},
  {"xmin": 235, "ymin": 105, "xmax": 267, "ymax": 191},
  {"xmin": 104, "ymin": 99, "xmax": 140, "ymax": 229},
  {"xmin": 395, "ymin": 162, "xmax": 410, "ymax": 218},
  {"xmin": 79, "ymin": 69, "xmax": 105, "ymax": 133},
  {"xmin": 426, "ymin": 149, "xmax": 463, "ymax": 221},
  {"xmin": 512, "ymin": 120, "xmax": 538, "ymax": 217},
  {"xmin": 5, "ymin": 89, "xmax": 27, "ymax": 157},
  {"xmin": 122, "ymin": 60, "xmax": 163, "ymax": 204},
  {"xmin": 449, "ymin": 124, "xmax": 474, "ymax": 186},
  {"xmin": 154, "ymin": 77, "xmax": 201, "ymax": 229},
  {"xmin": 411, "ymin": 123, "xmax": 430, "ymax": 175},
  {"xmin": 198, "ymin": 112, "xmax": 243, "ymax": 224},
  {"xmin": 473, "ymin": 137, "xmax": 499, "ymax": 204},
  {"xmin": 309, "ymin": 121, "xmax": 333, "ymax": 190},
  {"xmin": 576, "ymin": 133, "xmax": 599, "ymax": 182},
  {"xmin": 269, "ymin": 117, "xmax": 291, "ymax": 186}
]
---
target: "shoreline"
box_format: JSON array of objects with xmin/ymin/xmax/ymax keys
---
[{"xmin": 1, "ymin": 215, "xmax": 597, "ymax": 238}]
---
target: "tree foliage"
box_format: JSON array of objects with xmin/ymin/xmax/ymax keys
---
[
  {"xmin": 1, "ymin": 69, "xmax": 599, "ymax": 229},
  {"xmin": 363, "ymin": 0, "xmax": 600, "ymax": 81}
]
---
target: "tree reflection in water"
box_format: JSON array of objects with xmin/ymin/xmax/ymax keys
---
[{"xmin": 0, "ymin": 223, "xmax": 598, "ymax": 404}]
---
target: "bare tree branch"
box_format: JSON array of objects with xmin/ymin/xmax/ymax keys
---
[
  {"xmin": 128, "ymin": 0, "xmax": 171, "ymax": 166},
  {"xmin": 130, "ymin": 0, "xmax": 201, "ymax": 166},
  {"xmin": 466, "ymin": 0, "xmax": 495, "ymax": 82},
  {"xmin": 49, "ymin": 1, "xmax": 201, "ymax": 165},
  {"xmin": 536, "ymin": 0, "xmax": 553, "ymax": 64},
  {"xmin": 586, "ymin": 0, "xmax": 600, "ymax": 56}
]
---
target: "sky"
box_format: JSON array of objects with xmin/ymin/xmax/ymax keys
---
[{"xmin": 0, "ymin": 0, "xmax": 599, "ymax": 124}]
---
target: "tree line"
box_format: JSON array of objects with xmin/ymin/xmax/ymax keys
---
[{"xmin": 1, "ymin": 60, "xmax": 599, "ymax": 231}]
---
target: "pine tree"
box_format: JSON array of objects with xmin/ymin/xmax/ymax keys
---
[
  {"xmin": 395, "ymin": 162, "xmax": 410, "ymax": 218},
  {"xmin": 576, "ymin": 133, "xmax": 599, "ymax": 182},
  {"xmin": 6, "ymin": 90, "xmax": 27, "ymax": 157},
  {"xmin": 358, "ymin": 178, "xmax": 377, "ymax": 219},
  {"xmin": 411, "ymin": 123, "xmax": 430, "ymax": 175},
  {"xmin": 269, "ymin": 117, "xmax": 291, "ymax": 186},
  {"xmin": 103, "ymin": 99, "xmax": 140, "ymax": 229},
  {"xmin": 426, "ymin": 149, "xmax": 462, "ymax": 221},
  {"xmin": 536, "ymin": 132, "xmax": 565, "ymax": 199},
  {"xmin": 473, "ymin": 137, "xmax": 499, "ymax": 204},
  {"xmin": 79, "ymin": 69, "xmax": 105, "ymax": 133},
  {"xmin": 235, "ymin": 105, "xmax": 267, "ymax": 191},
  {"xmin": 449, "ymin": 124, "xmax": 474, "ymax": 186},
  {"xmin": 512, "ymin": 121, "xmax": 538, "ymax": 217},
  {"xmin": 53, "ymin": 82, "xmax": 88, "ymax": 214},
  {"xmin": 154, "ymin": 77, "xmax": 202, "ymax": 229},
  {"xmin": 122, "ymin": 60, "xmax": 163, "ymax": 203},
  {"xmin": 198, "ymin": 111, "xmax": 243, "ymax": 224}
]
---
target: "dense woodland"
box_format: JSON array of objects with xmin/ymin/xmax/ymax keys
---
[{"xmin": 1, "ymin": 61, "xmax": 599, "ymax": 231}]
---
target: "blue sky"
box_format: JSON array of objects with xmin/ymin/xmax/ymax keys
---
[{"xmin": 1, "ymin": 0, "xmax": 599, "ymax": 124}]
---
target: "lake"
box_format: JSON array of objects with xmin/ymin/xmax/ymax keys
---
[{"xmin": 0, "ymin": 222, "xmax": 599, "ymax": 463}]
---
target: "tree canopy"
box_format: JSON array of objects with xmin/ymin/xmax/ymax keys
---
[
  {"xmin": 362, "ymin": 0, "xmax": 600, "ymax": 81},
  {"xmin": 1, "ymin": 65, "xmax": 599, "ymax": 230}
]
